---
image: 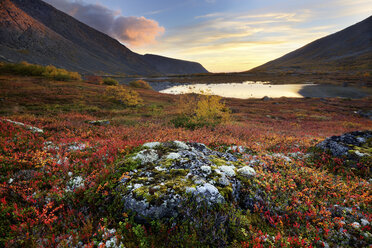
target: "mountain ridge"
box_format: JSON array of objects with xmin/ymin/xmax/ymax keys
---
[
  {"xmin": 250, "ymin": 16, "xmax": 372, "ymax": 73},
  {"xmin": 0, "ymin": 0, "xmax": 208, "ymax": 75}
]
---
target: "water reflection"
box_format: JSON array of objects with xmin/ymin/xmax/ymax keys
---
[{"xmin": 158, "ymin": 82, "xmax": 369, "ymax": 99}]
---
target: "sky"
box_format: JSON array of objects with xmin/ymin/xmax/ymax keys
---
[{"xmin": 44, "ymin": 0, "xmax": 372, "ymax": 72}]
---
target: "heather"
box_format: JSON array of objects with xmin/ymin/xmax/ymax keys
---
[{"xmin": 0, "ymin": 75, "xmax": 371, "ymax": 247}]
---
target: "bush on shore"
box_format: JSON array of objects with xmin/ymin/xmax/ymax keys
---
[
  {"xmin": 103, "ymin": 77, "xmax": 119, "ymax": 86},
  {"xmin": 129, "ymin": 80, "xmax": 152, "ymax": 89}
]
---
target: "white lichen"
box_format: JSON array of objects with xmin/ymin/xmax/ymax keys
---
[
  {"xmin": 173, "ymin": 140, "xmax": 189, "ymax": 150},
  {"xmin": 166, "ymin": 152, "xmax": 181, "ymax": 160},
  {"xmin": 237, "ymin": 166, "xmax": 256, "ymax": 177},
  {"xmin": 143, "ymin": 142, "xmax": 161, "ymax": 149},
  {"xmin": 218, "ymin": 165, "xmax": 236, "ymax": 177},
  {"xmin": 200, "ymin": 165, "xmax": 212, "ymax": 174},
  {"xmin": 133, "ymin": 149, "xmax": 159, "ymax": 165},
  {"xmin": 66, "ymin": 176, "xmax": 85, "ymax": 192}
]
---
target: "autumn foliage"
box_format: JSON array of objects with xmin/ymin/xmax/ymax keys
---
[{"xmin": 0, "ymin": 74, "xmax": 371, "ymax": 247}]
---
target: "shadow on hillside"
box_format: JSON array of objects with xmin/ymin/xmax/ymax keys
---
[{"xmin": 298, "ymin": 84, "xmax": 369, "ymax": 99}]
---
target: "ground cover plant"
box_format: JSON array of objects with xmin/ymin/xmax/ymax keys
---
[
  {"xmin": 0, "ymin": 62, "xmax": 81, "ymax": 81},
  {"xmin": 0, "ymin": 74, "xmax": 371, "ymax": 247}
]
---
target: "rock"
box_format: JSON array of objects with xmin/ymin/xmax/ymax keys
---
[
  {"xmin": 3, "ymin": 119, "xmax": 43, "ymax": 133},
  {"xmin": 355, "ymin": 110, "xmax": 372, "ymax": 120},
  {"xmin": 316, "ymin": 130, "xmax": 372, "ymax": 158},
  {"xmin": 117, "ymin": 141, "xmax": 257, "ymax": 220},
  {"xmin": 361, "ymin": 219, "xmax": 370, "ymax": 226},
  {"xmin": 351, "ymin": 222, "xmax": 361, "ymax": 229},
  {"xmin": 262, "ymin": 96, "xmax": 271, "ymax": 101},
  {"xmin": 88, "ymin": 120, "xmax": 110, "ymax": 126}
]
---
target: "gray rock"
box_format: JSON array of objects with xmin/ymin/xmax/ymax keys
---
[
  {"xmin": 117, "ymin": 141, "xmax": 257, "ymax": 220},
  {"xmin": 88, "ymin": 120, "xmax": 110, "ymax": 126},
  {"xmin": 316, "ymin": 130, "xmax": 372, "ymax": 158}
]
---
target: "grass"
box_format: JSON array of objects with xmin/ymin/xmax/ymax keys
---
[{"xmin": 0, "ymin": 74, "xmax": 371, "ymax": 247}]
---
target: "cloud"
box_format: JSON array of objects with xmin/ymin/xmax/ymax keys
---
[
  {"xmin": 44, "ymin": 0, "xmax": 164, "ymax": 46},
  {"xmin": 113, "ymin": 16, "xmax": 165, "ymax": 46}
]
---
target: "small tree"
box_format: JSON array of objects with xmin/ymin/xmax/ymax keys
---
[
  {"xmin": 104, "ymin": 86, "xmax": 142, "ymax": 107},
  {"xmin": 194, "ymin": 94, "xmax": 231, "ymax": 124},
  {"xmin": 172, "ymin": 92, "xmax": 231, "ymax": 129}
]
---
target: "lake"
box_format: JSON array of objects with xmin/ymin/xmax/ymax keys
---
[{"xmin": 157, "ymin": 81, "xmax": 369, "ymax": 99}]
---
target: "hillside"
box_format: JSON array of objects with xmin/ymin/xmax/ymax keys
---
[
  {"xmin": 143, "ymin": 54, "xmax": 208, "ymax": 75},
  {"xmin": 252, "ymin": 16, "xmax": 372, "ymax": 73},
  {"xmin": 0, "ymin": 0, "xmax": 208, "ymax": 75}
]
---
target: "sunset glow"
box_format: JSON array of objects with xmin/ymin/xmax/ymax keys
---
[{"xmin": 45, "ymin": 0, "xmax": 372, "ymax": 72}]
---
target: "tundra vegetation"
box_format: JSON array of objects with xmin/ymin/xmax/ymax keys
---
[
  {"xmin": 129, "ymin": 80, "xmax": 153, "ymax": 90},
  {"xmin": 0, "ymin": 72, "xmax": 371, "ymax": 248},
  {"xmin": 103, "ymin": 77, "xmax": 119, "ymax": 86},
  {"xmin": 0, "ymin": 62, "xmax": 81, "ymax": 81}
]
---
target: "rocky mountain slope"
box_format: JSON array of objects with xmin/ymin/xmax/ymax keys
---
[
  {"xmin": 251, "ymin": 16, "xmax": 372, "ymax": 73},
  {"xmin": 0, "ymin": 0, "xmax": 208, "ymax": 75}
]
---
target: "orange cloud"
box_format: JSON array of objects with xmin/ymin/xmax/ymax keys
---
[
  {"xmin": 44, "ymin": 0, "xmax": 165, "ymax": 47},
  {"xmin": 113, "ymin": 16, "xmax": 165, "ymax": 46}
]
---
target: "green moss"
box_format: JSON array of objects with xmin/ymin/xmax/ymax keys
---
[
  {"xmin": 210, "ymin": 157, "xmax": 228, "ymax": 166},
  {"xmin": 217, "ymin": 186, "xmax": 233, "ymax": 200},
  {"xmin": 170, "ymin": 169, "xmax": 189, "ymax": 177},
  {"xmin": 161, "ymin": 159, "xmax": 174, "ymax": 168}
]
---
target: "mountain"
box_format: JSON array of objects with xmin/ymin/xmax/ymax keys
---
[
  {"xmin": 0, "ymin": 0, "xmax": 208, "ymax": 75},
  {"xmin": 251, "ymin": 16, "xmax": 372, "ymax": 73},
  {"xmin": 143, "ymin": 54, "xmax": 208, "ymax": 75}
]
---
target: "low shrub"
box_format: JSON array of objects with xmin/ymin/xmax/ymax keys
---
[
  {"xmin": 104, "ymin": 85, "xmax": 142, "ymax": 107},
  {"xmin": 129, "ymin": 80, "xmax": 152, "ymax": 89},
  {"xmin": 172, "ymin": 93, "xmax": 231, "ymax": 129},
  {"xmin": 103, "ymin": 77, "xmax": 119, "ymax": 86},
  {"xmin": 0, "ymin": 62, "xmax": 81, "ymax": 81}
]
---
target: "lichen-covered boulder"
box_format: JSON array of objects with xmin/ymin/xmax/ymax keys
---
[
  {"xmin": 117, "ymin": 141, "xmax": 257, "ymax": 220},
  {"xmin": 316, "ymin": 130, "xmax": 372, "ymax": 158}
]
